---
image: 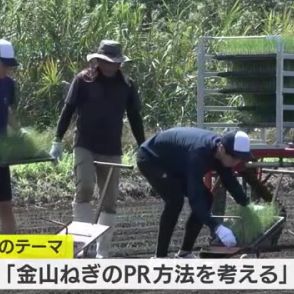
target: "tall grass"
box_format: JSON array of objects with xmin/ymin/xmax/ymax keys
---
[
  {"xmin": 1, "ymin": 0, "xmax": 292, "ymax": 130},
  {"xmin": 1, "ymin": 0, "xmax": 294, "ymax": 204}
]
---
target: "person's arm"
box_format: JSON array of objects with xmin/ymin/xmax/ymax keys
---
[
  {"xmin": 55, "ymin": 104, "xmax": 75, "ymax": 141},
  {"xmin": 214, "ymin": 161, "xmax": 249, "ymax": 206},
  {"xmin": 7, "ymin": 79, "xmax": 20, "ymax": 130},
  {"xmin": 186, "ymin": 154, "xmax": 219, "ymax": 231},
  {"xmin": 187, "ymin": 154, "xmax": 238, "ymax": 247},
  {"xmin": 126, "ymin": 80, "xmax": 145, "ymax": 146},
  {"xmin": 54, "ymin": 76, "xmax": 80, "ymax": 141},
  {"xmin": 50, "ymin": 76, "xmax": 80, "ymax": 161},
  {"xmin": 8, "ymin": 107, "xmax": 20, "ymax": 130}
]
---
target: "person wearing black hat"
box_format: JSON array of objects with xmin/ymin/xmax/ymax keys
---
[
  {"xmin": 137, "ymin": 127, "xmax": 251, "ymax": 258},
  {"xmin": 50, "ymin": 40, "xmax": 145, "ymax": 258},
  {"xmin": 0, "ymin": 39, "xmax": 19, "ymax": 233}
]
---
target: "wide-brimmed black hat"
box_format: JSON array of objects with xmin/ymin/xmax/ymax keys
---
[{"xmin": 86, "ymin": 40, "xmax": 130, "ymax": 64}]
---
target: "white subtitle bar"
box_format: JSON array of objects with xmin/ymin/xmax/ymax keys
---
[{"xmin": 0, "ymin": 259, "xmax": 292, "ymax": 290}]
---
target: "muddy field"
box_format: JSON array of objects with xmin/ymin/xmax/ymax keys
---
[{"xmin": 2, "ymin": 172, "xmax": 294, "ymax": 294}]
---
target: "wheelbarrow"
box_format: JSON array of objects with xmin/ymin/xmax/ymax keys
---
[
  {"xmin": 1, "ymin": 155, "xmax": 116, "ymax": 258},
  {"xmin": 54, "ymin": 161, "xmax": 134, "ymax": 258},
  {"xmin": 199, "ymin": 214, "xmax": 286, "ymax": 258}
]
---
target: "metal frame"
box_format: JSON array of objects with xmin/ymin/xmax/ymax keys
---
[{"xmin": 196, "ymin": 35, "xmax": 294, "ymax": 146}]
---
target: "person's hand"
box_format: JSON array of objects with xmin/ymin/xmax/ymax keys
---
[
  {"xmin": 19, "ymin": 127, "xmax": 30, "ymax": 136},
  {"xmin": 252, "ymin": 204, "xmax": 264, "ymax": 211},
  {"xmin": 235, "ymin": 194, "xmax": 250, "ymax": 207},
  {"xmin": 240, "ymin": 196, "xmax": 250, "ymax": 207},
  {"xmin": 215, "ymin": 224, "xmax": 237, "ymax": 247},
  {"xmin": 49, "ymin": 141, "xmax": 63, "ymax": 161}
]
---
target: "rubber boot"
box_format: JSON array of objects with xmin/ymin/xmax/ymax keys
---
[
  {"xmin": 96, "ymin": 212, "xmax": 115, "ymax": 258},
  {"xmin": 72, "ymin": 202, "xmax": 96, "ymax": 257},
  {"xmin": 72, "ymin": 202, "xmax": 94, "ymax": 223}
]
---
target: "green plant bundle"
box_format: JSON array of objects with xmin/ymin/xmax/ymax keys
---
[
  {"xmin": 217, "ymin": 35, "xmax": 294, "ymax": 55},
  {"xmin": 217, "ymin": 38, "xmax": 278, "ymax": 55},
  {"xmin": 0, "ymin": 128, "xmax": 51, "ymax": 163},
  {"xmin": 224, "ymin": 202, "xmax": 279, "ymax": 246}
]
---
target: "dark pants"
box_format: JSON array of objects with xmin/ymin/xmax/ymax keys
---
[
  {"xmin": 137, "ymin": 149, "xmax": 213, "ymax": 257},
  {"xmin": 0, "ymin": 166, "xmax": 12, "ymax": 202}
]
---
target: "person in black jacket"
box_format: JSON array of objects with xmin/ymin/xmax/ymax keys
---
[
  {"xmin": 50, "ymin": 40, "xmax": 145, "ymax": 258},
  {"xmin": 137, "ymin": 127, "xmax": 251, "ymax": 258}
]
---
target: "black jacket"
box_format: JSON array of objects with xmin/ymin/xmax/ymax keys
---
[
  {"xmin": 140, "ymin": 127, "xmax": 248, "ymax": 230},
  {"xmin": 55, "ymin": 70, "xmax": 145, "ymax": 155}
]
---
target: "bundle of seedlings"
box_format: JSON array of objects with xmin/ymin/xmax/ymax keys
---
[
  {"xmin": 224, "ymin": 202, "xmax": 280, "ymax": 246},
  {"xmin": 216, "ymin": 35, "xmax": 294, "ymax": 55},
  {"xmin": 0, "ymin": 128, "xmax": 51, "ymax": 164}
]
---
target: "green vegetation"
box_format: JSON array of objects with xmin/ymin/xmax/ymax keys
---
[
  {"xmin": 10, "ymin": 150, "xmax": 138, "ymax": 205},
  {"xmin": 225, "ymin": 203, "xmax": 280, "ymax": 246},
  {"xmin": 217, "ymin": 35, "xmax": 294, "ymax": 55},
  {"xmin": 1, "ymin": 0, "xmax": 294, "ymax": 129},
  {"xmin": 11, "ymin": 152, "xmax": 74, "ymax": 205},
  {"xmin": 0, "ymin": 128, "xmax": 51, "ymax": 164},
  {"xmin": 0, "ymin": 0, "xmax": 293, "ymax": 204}
]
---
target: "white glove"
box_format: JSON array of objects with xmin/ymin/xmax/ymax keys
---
[
  {"xmin": 20, "ymin": 127, "xmax": 30, "ymax": 135},
  {"xmin": 49, "ymin": 141, "xmax": 63, "ymax": 161},
  {"xmin": 252, "ymin": 204, "xmax": 264, "ymax": 211},
  {"xmin": 215, "ymin": 224, "xmax": 237, "ymax": 247}
]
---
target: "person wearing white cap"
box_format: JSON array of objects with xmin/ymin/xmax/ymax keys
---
[
  {"xmin": 50, "ymin": 40, "xmax": 145, "ymax": 258},
  {"xmin": 0, "ymin": 39, "xmax": 19, "ymax": 67},
  {"xmin": 137, "ymin": 127, "xmax": 251, "ymax": 258},
  {"xmin": 0, "ymin": 39, "xmax": 19, "ymax": 233}
]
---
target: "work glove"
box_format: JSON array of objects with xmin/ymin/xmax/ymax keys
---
[
  {"xmin": 215, "ymin": 224, "xmax": 237, "ymax": 247},
  {"xmin": 49, "ymin": 141, "xmax": 63, "ymax": 161},
  {"xmin": 252, "ymin": 204, "xmax": 264, "ymax": 211},
  {"xmin": 19, "ymin": 127, "xmax": 30, "ymax": 136}
]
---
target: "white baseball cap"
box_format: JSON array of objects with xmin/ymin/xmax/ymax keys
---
[
  {"xmin": 0, "ymin": 39, "xmax": 18, "ymax": 66},
  {"xmin": 221, "ymin": 130, "xmax": 253, "ymax": 161}
]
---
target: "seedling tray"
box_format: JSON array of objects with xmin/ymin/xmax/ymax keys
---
[
  {"xmin": 214, "ymin": 54, "xmax": 277, "ymax": 61},
  {"xmin": 217, "ymin": 71, "xmax": 275, "ymax": 78},
  {"xmin": 217, "ymin": 88, "xmax": 275, "ymax": 94}
]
